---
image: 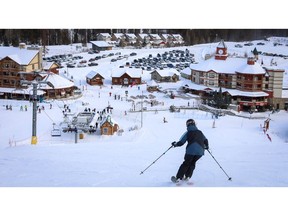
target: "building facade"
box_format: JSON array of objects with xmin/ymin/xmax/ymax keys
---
[
  {"xmin": 111, "ymin": 68, "xmax": 142, "ymax": 86},
  {"xmin": 0, "ymin": 45, "xmax": 42, "ymax": 88},
  {"xmin": 86, "ymin": 71, "xmax": 104, "ymax": 86},
  {"xmin": 189, "ymin": 40, "xmax": 285, "ymax": 111}
]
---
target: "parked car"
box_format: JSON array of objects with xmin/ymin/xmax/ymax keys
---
[
  {"xmin": 77, "ymin": 63, "xmax": 86, "ymax": 67},
  {"xmin": 88, "ymin": 62, "xmax": 98, "ymax": 66},
  {"xmin": 244, "ymin": 42, "xmax": 253, "ymax": 46}
]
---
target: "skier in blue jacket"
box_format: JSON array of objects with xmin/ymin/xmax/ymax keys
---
[{"xmin": 172, "ymin": 119, "xmax": 209, "ymax": 182}]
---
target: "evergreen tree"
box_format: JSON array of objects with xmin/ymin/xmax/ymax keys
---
[{"xmin": 209, "ymin": 87, "xmax": 231, "ymax": 109}]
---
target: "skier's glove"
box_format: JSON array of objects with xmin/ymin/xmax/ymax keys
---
[{"xmin": 171, "ymin": 141, "xmax": 177, "ymax": 147}]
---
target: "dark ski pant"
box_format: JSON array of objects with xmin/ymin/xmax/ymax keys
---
[{"xmin": 176, "ymin": 154, "xmax": 202, "ymax": 180}]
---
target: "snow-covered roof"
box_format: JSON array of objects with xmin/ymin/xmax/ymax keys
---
[
  {"xmin": 0, "ymin": 87, "xmax": 45, "ymax": 95},
  {"xmin": 99, "ymin": 33, "xmax": 111, "ymax": 38},
  {"xmin": 90, "ymin": 41, "xmax": 113, "ymax": 47},
  {"xmin": 100, "ymin": 115, "xmax": 118, "ymax": 127},
  {"xmin": 183, "ymin": 82, "xmax": 269, "ymax": 97},
  {"xmin": 161, "ymin": 34, "xmax": 171, "ymax": 39},
  {"xmin": 113, "ymin": 33, "xmax": 124, "ymax": 39},
  {"xmin": 190, "ymin": 57, "xmax": 265, "ymax": 75},
  {"xmin": 86, "ymin": 70, "xmax": 104, "ymax": 79},
  {"xmin": 183, "ymin": 82, "xmax": 213, "ymax": 91},
  {"xmin": 172, "ymin": 34, "xmax": 183, "ymax": 40},
  {"xmin": 138, "ymin": 33, "xmax": 149, "ymax": 39},
  {"xmin": 224, "ymin": 89, "xmax": 269, "ymax": 97},
  {"xmin": 181, "ymin": 67, "xmax": 191, "ymax": 76},
  {"xmin": 39, "ymin": 73, "xmax": 74, "ymax": 89},
  {"xmin": 126, "ymin": 33, "xmax": 137, "ymax": 39},
  {"xmin": 0, "ymin": 47, "xmax": 39, "ymax": 65},
  {"xmin": 42, "ymin": 61, "xmax": 58, "ymax": 70},
  {"xmin": 152, "ymin": 68, "xmax": 180, "ymax": 77},
  {"xmin": 112, "ymin": 68, "xmax": 142, "ymax": 78},
  {"xmin": 236, "ymin": 62, "xmax": 266, "ymax": 74},
  {"xmin": 149, "ymin": 34, "xmax": 161, "ymax": 40},
  {"xmin": 147, "ymin": 80, "xmax": 158, "ymax": 86}
]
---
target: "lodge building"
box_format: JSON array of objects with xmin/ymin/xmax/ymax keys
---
[
  {"xmin": 187, "ymin": 40, "xmax": 285, "ymax": 111},
  {"xmin": 111, "ymin": 68, "xmax": 142, "ymax": 86},
  {"xmin": 0, "ymin": 44, "xmax": 75, "ymax": 100}
]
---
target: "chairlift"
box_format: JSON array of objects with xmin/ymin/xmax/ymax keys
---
[{"xmin": 51, "ymin": 123, "xmax": 61, "ymax": 136}]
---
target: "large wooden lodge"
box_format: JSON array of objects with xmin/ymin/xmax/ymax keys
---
[{"xmin": 0, "ymin": 44, "xmax": 75, "ymax": 100}]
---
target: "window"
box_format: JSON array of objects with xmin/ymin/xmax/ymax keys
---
[
  {"xmin": 208, "ymin": 73, "xmax": 215, "ymax": 78},
  {"xmin": 103, "ymin": 128, "xmax": 108, "ymax": 135},
  {"xmin": 123, "ymin": 78, "xmax": 129, "ymax": 85}
]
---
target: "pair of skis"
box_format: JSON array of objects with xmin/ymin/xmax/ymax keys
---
[{"xmin": 171, "ymin": 176, "xmax": 194, "ymax": 186}]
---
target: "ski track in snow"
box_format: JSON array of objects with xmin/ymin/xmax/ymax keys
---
[{"xmin": 1, "ymin": 39, "xmax": 288, "ymax": 187}]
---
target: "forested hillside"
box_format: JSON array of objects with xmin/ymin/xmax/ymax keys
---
[{"xmin": 0, "ymin": 29, "xmax": 287, "ymax": 46}]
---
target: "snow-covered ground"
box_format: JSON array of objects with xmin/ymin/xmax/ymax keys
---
[{"xmin": 1, "ymin": 37, "xmax": 288, "ymax": 215}]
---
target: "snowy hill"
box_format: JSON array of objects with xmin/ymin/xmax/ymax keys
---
[
  {"xmin": 1, "ymin": 37, "xmax": 288, "ymax": 187},
  {"xmin": 1, "ymin": 37, "xmax": 288, "ymax": 216}
]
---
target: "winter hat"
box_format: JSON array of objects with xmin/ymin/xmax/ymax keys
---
[{"xmin": 186, "ymin": 119, "xmax": 195, "ymax": 127}]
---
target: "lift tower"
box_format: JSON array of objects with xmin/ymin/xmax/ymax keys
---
[{"xmin": 20, "ymin": 72, "xmax": 54, "ymax": 144}]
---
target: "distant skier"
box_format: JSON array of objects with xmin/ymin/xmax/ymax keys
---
[{"xmin": 171, "ymin": 119, "xmax": 209, "ymax": 183}]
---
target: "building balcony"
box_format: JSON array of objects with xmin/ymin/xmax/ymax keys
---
[
  {"xmin": 236, "ymin": 86, "xmax": 263, "ymax": 91},
  {"xmin": 236, "ymin": 79, "xmax": 262, "ymax": 85}
]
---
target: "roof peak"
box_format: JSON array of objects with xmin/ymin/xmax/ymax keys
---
[{"xmin": 217, "ymin": 39, "xmax": 227, "ymax": 48}]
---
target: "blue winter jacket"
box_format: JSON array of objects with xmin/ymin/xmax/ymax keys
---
[{"xmin": 176, "ymin": 125, "xmax": 208, "ymax": 156}]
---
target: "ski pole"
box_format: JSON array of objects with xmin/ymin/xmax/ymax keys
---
[
  {"xmin": 207, "ymin": 149, "xmax": 232, "ymax": 181},
  {"xmin": 140, "ymin": 146, "xmax": 173, "ymax": 175}
]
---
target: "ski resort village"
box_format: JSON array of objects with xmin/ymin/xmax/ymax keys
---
[{"xmin": 0, "ymin": 33, "xmax": 288, "ymax": 190}]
